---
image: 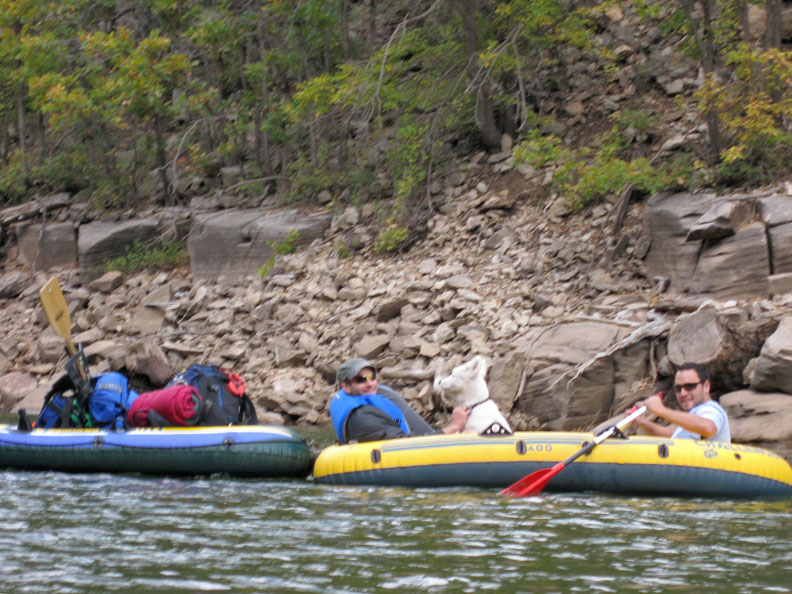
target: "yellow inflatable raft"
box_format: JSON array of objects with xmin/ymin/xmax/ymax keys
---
[{"xmin": 313, "ymin": 432, "xmax": 792, "ymax": 498}]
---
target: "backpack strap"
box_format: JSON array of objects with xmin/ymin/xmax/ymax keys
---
[
  {"xmin": 38, "ymin": 372, "xmax": 98, "ymax": 429},
  {"xmin": 38, "ymin": 374, "xmax": 77, "ymax": 429},
  {"xmin": 16, "ymin": 409, "xmax": 32, "ymax": 432},
  {"xmin": 237, "ymin": 394, "xmax": 258, "ymax": 424},
  {"xmin": 217, "ymin": 367, "xmax": 256, "ymax": 424}
]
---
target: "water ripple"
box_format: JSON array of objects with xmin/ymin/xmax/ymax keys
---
[{"xmin": 1, "ymin": 472, "xmax": 790, "ymax": 593}]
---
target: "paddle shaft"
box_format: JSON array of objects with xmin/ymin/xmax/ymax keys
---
[
  {"xmin": 499, "ymin": 405, "xmax": 647, "ymax": 496},
  {"xmin": 557, "ymin": 405, "xmax": 648, "ymax": 468}
]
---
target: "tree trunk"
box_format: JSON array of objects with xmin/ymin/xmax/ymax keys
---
[
  {"xmin": 765, "ymin": 0, "xmax": 781, "ymax": 48},
  {"xmin": 255, "ymin": 21, "xmax": 274, "ymax": 177},
  {"xmin": 259, "ymin": 81, "xmax": 274, "ymax": 177},
  {"xmin": 681, "ymin": 0, "xmax": 722, "ymax": 165},
  {"xmin": 16, "ymin": 85, "xmax": 27, "ymax": 173},
  {"xmin": 98, "ymin": 122, "xmax": 124, "ymax": 200},
  {"xmin": 739, "ymin": 0, "xmax": 750, "ymax": 42},
  {"xmin": 253, "ymin": 103, "xmax": 263, "ymax": 173},
  {"xmin": 475, "ymin": 87, "xmax": 502, "ymax": 150},
  {"xmin": 368, "ymin": 0, "xmax": 376, "ymax": 47},
  {"xmin": 37, "ymin": 111, "xmax": 46, "ymax": 157},
  {"xmin": 153, "ymin": 112, "xmax": 169, "ymax": 201},
  {"xmin": 279, "ymin": 146, "xmax": 290, "ymax": 192},
  {"xmin": 455, "ymin": 0, "xmax": 502, "ymax": 150},
  {"xmin": 341, "ymin": 0, "xmax": 350, "ymax": 58},
  {"xmin": 244, "ymin": 37, "xmax": 263, "ymax": 174},
  {"xmin": 323, "ymin": 29, "xmax": 331, "ymax": 73},
  {"xmin": 1, "ymin": 109, "xmax": 9, "ymax": 161},
  {"xmin": 308, "ymin": 117, "xmax": 318, "ymax": 166}
]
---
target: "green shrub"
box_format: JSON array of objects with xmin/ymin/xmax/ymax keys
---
[
  {"xmin": 513, "ymin": 110, "xmax": 701, "ymax": 210},
  {"xmin": 375, "ymin": 224, "xmax": 409, "ymax": 253},
  {"xmin": 257, "ymin": 230, "xmax": 300, "ymax": 278},
  {"xmin": 103, "ymin": 240, "xmax": 187, "ymax": 273},
  {"xmin": 0, "ymin": 152, "xmax": 30, "ymax": 204},
  {"xmin": 703, "ymin": 45, "xmax": 792, "ymax": 184},
  {"xmin": 335, "ymin": 239, "xmax": 351, "ymax": 259}
]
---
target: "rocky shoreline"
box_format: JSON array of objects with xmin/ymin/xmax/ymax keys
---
[{"xmin": 2, "ymin": 158, "xmax": 792, "ymax": 463}]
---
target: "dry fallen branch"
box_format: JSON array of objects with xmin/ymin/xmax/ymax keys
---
[
  {"xmin": 549, "ymin": 316, "xmax": 672, "ymax": 392},
  {"xmin": 379, "ymin": 367, "xmax": 435, "ymax": 382}
]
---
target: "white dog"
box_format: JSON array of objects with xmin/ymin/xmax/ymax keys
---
[{"xmin": 433, "ymin": 355, "xmax": 512, "ymax": 435}]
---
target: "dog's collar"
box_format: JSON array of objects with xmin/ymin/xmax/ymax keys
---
[{"xmin": 467, "ymin": 397, "xmax": 491, "ymax": 411}]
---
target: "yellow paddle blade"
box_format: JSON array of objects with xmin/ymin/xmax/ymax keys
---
[{"xmin": 39, "ymin": 277, "xmax": 77, "ymax": 356}]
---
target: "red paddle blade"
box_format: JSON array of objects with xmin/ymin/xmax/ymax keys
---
[{"xmin": 499, "ymin": 464, "xmax": 565, "ymax": 497}]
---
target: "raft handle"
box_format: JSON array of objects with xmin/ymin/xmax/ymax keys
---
[
  {"xmin": 516, "ymin": 441, "xmax": 527, "ymax": 455},
  {"xmin": 658, "ymin": 443, "xmax": 669, "ymax": 458},
  {"xmin": 222, "ymin": 437, "xmax": 235, "ymax": 450},
  {"xmin": 92, "ymin": 436, "xmax": 104, "ymax": 448},
  {"xmin": 371, "ymin": 449, "xmax": 382, "ymax": 464}
]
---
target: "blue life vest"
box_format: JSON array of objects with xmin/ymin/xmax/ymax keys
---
[{"xmin": 329, "ymin": 389, "xmax": 410, "ymax": 444}]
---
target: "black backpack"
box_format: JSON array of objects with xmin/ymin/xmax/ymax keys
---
[{"xmin": 167, "ymin": 364, "xmax": 258, "ymax": 425}]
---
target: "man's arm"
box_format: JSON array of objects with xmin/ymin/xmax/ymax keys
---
[
  {"xmin": 345, "ymin": 405, "xmax": 408, "ymax": 443},
  {"xmin": 442, "ymin": 406, "xmax": 470, "ymax": 434},
  {"xmin": 631, "ymin": 415, "xmax": 675, "ymax": 437},
  {"xmin": 377, "ymin": 384, "xmax": 436, "ymax": 436},
  {"xmin": 643, "ymin": 394, "xmax": 717, "ymax": 438}
]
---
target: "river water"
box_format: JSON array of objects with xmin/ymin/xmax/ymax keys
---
[
  {"xmin": 2, "ymin": 470, "xmax": 790, "ymax": 594},
  {"xmin": 1, "ymin": 421, "xmax": 791, "ymax": 594}
]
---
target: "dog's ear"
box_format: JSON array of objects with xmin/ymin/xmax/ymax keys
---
[
  {"xmin": 471, "ymin": 355, "xmax": 488, "ymax": 377},
  {"xmin": 432, "ymin": 372, "xmax": 444, "ymax": 393},
  {"xmin": 432, "ymin": 359, "xmax": 453, "ymax": 393}
]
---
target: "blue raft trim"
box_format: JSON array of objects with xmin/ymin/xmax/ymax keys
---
[{"xmin": 0, "ymin": 425, "xmax": 298, "ymax": 449}]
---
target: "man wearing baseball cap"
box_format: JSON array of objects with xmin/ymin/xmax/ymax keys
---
[{"xmin": 329, "ymin": 357, "xmax": 469, "ymax": 444}]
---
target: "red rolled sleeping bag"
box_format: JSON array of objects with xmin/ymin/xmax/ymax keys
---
[{"xmin": 127, "ymin": 384, "xmax": 203, "ymax": 427}]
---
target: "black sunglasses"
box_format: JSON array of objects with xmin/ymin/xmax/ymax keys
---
[
  {"xmin": 352, "ymin": 371, "xmax": 376, "ymax": 384},
  {"xmin": 673, "ymin": 381, "xmax": 701, "ymax": 394}
]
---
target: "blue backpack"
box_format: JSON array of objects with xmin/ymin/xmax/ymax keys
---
[
  {"xmin": 36, "ymin": 371, "xmax": 139, "ymax": 430},
  {"xmin": 89, "ymin": 372, "xmax": 140, "ymax": 428},
  {"xmin": 167, "ymin": 364, "xmax": 257, "ymax": 425}
]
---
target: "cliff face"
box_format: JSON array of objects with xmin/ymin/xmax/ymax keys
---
[{"xmin": 2, "ymin": 158, "xmax": 792, "ymax": 462}]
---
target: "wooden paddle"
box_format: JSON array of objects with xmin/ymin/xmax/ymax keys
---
[
  {"xmin": 499, "ymin": 405, "xmax": 647, "ymax": 497},
  {"xmin": 39, "ymin": 277, "xmax": 86, "ymax": 381}
]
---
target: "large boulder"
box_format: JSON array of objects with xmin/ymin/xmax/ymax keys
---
[
  {"xmin": 513, "ymin": 321, "xmax": 636, "ymax": 429},
  {"xmin": 188, "ymin": 208, "xmax": 331, "ymax": 280},
  {"xmin": 0, "ymin": 371, "xmax": 44, "ymax": 411},
  {"xmin": 0, "ymin": 271, "xmax": 27, "ymax": 298},
  {"xmin": 686, "ymin": 199, "xmax": 756, "ymax": 241},
  {"xmin": 688, "ymin": 221, "xmax": 770, "ymax": 299},
  {"xmin": 667, "ymin": 308, "xmax": 776, "ymax": 393},
  {"xmin": 644, "ymin": 193, "xmax": 771, "ymax": 299},
  {"xmin": 745, "ymin": 316, "xmax": 792, "ymax": 393},
  {"xmin": 761, "ymin": 195, "xmax": 792, "ymax": 274},
  {"xmin": 78, "ymin": 219, "xmax": 160, "ymax": 283},
  {"xmin": 643, "ymin": 191, "xmax": 717, "ymax": 291},
  {"xmin": 17, "ymin": 222, "xmax": 77, "ymax": 271},
  {"xmin": 720, "ymin": 389, "xmax": 792, "ymax": 442}
]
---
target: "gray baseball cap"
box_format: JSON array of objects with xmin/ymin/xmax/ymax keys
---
[{"xmin": 336, "ymin": 357, "xmax": 376, "ymax": 383}]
